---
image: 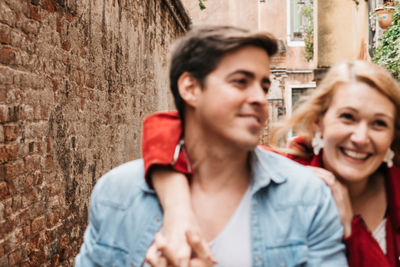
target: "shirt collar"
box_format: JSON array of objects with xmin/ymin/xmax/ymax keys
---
[{"xmin": 250, "ymin": 147, "xmax": 287, "ymax": 194}]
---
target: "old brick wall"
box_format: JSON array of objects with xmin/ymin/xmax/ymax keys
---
[{"xmin": 0, "ymin": 0, "xmax": 189, "ymax": 265}]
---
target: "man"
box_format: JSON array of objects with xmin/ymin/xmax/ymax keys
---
[{"xmin": 76, "ymin": 26, "xmax": 347, "ymax": 266}]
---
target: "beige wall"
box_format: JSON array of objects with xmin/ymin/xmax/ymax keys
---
[
  {"xmin": 181, "ymin": 0, "xmax": 316, "ymax": 142},
  {"xmin": 259, "ymin": 0, "xmax": 314, "ymax": 69},
  {"xmin": 316, "ymin": 0, "xmax": 369, "ymax": 68},
  {"xmin": 183, "ymin": 0, "xmax": 258, "ymax": 29}
]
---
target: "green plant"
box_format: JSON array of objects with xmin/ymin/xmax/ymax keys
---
[
  {"xmin": 199, "ymin": 0, "xmax": 207, "ymax": 10},
  {"xmin": 373, "ymin": 2, "xmax": 400, "ymax": 79},
  {"xmin": 301, "ymin": 0, "xmax": 313, "ymax": 61}
]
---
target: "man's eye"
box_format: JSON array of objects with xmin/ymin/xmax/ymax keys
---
[
  {"xmin": 233, "ymin": 79, "xmax": 248, "ymax": 86},
  {"xmin": 262, "ymin": 86, "xmax": 270, "ymax": 94}
]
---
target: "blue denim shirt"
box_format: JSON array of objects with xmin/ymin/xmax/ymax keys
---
[{"xmin": 75, "ymin": 147, "xmax": 347, "ymax": 267}]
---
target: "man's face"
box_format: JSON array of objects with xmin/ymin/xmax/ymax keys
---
[{"xmin": 194, "ymin": 46, "xmax": 271, "ymax": 150}]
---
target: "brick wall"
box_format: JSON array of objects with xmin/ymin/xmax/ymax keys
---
[{"xmin": 0, "ymin": 0, "xmax": 189, "ymax": 265}]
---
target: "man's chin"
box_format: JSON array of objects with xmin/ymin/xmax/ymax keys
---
[{"xmin": 237, "ymin": 138, "xmax": 260, "ymax": 151}]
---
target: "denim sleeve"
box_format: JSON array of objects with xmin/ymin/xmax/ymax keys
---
[
  {"xmin": 74, "ymin": 177, "xmax": 103, "ymax": 267},
  {"xmin": 307, "ymin": 185, "xmax": 348, "ymax": 267}
]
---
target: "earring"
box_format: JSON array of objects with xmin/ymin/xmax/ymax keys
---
[
  {"xmin": 383, "ymin": 148, "xmax": 394, "ymax": 168},
  {"xmin": 312, "ymin": 131, "xmax": 324, "ymax": 155}
]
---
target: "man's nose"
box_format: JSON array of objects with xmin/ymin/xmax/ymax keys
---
[{"xmin": 248, "ymin": 84, "xmax": 268, "ymax": 105}]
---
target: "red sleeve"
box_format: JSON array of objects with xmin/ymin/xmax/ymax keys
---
[
  {"xmin": 343, "ymin": 216, "xmax": 391, "ymax": 267},
  {"xmin": 142, "ymin": 111, "xmax": 191, "ymax": 187}
]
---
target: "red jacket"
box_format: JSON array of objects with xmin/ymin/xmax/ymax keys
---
[{"xmin": 142, "ymin": 111, "xmax": 400, "ymax": 266}]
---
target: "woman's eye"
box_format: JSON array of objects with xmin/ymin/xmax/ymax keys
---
[
  {"xmin": 339, "ymin": 113, "xmax": 354, "ymax": 121},
  {"xmin": 373, "ymin": 120, "xmax": 388, "ymax": 128}
]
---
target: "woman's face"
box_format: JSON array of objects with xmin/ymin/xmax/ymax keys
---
[{"xmin": 318, "ymin": 82, "xmax": 395, "ymax": 183}]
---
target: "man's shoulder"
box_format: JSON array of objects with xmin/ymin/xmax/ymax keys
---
[
  {"xmin": 254, "ymin": 147, "xmax": 328, "ymax": 201},
  {"xmin": 92, "ymin": 159, "xmax": 151, "ymax": 209}
]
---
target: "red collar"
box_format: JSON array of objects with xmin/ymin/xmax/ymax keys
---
[{"xmin": 386, "ymin": 166, "xmax": 400, "ymax": 231}]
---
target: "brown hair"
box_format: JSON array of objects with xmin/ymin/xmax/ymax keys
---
[
  {"xmin": 270, "ymin": 60, "xmax": 400, "ymax": 166},
  {"xmin": 169, "ymin": 25, "xmax": 277, "ymax": 124}
]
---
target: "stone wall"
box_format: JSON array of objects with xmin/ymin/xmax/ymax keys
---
[{"xmin": 0, "ymin": 0, "xmax": 189, "ymax": 265}]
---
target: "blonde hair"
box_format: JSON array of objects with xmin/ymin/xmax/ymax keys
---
[{"xmin": 270, "ymin": 60, "xmax": 400, "ymax": 166}]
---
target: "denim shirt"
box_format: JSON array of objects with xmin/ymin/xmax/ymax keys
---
[{"xmin": 75, "ymin": 147, "xmax": 347, "ymax": 267}]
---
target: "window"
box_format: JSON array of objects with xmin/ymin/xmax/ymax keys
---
[
  {"xmin": 287, "ymin": 84, "xmax": 315, "ymax": 137},
  {"xmin": 288, "ymin": 83, "xmax": 315, "ymax": 115},
  {"xmin": 287, "ymin": 0, "xmax": 312, "ymax": 45}
]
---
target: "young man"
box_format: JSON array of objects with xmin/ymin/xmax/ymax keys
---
[{"xmin": 76, "ymin": 26, "xmax": 347, "ymax": 267}]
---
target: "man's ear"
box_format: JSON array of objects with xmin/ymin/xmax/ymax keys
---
[{"xmin": 177, "ymin": 72, "xmax": 201, "ymax": 108}]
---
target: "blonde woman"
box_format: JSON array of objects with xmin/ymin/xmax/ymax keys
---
[{"xmin": 142, "ymin": 60, "xmax": 400, "ymax": 267}]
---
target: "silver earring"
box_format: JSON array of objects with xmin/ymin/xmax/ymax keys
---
[
  {"xmin": 312, "ymin": 131, "xmax": 324, "ymax": 155},
  {"xmin": 383, "ymin": 148, "xmax": 394, "ymax": 168}
]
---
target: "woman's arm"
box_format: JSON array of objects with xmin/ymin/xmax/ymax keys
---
[{"xmin": 142, "ymin": 112, "xmax": 213, "ymax": 265}]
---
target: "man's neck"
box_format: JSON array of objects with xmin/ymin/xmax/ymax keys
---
[{"xmin": 184, "ymin": 123, "xmax": 251, "ymax": 192}]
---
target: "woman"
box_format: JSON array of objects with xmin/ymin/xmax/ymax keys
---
[{"xmin": 142, "ymin": 60, "xmax": 400, "ymax": 267}]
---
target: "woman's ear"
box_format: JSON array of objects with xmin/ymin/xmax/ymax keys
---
[
  {"xmin": 313, "ymin": 119, "xmax": 323, "ymax": 137},
  {"xmin": 177, "ymin": 72, "xmax": 201, "ymax": 108}
]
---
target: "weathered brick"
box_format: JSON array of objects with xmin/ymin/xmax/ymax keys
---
[
  {"xmin": 11, "ymin": 194, "xmax": 22, "ymax": 211},
  {"xmin": 46, "ymin": 210, "xmax": 60, "ymax": 228},
  {"xmin": 4, "ymin": 159, "xmax": 24, "ymax": 179},
  {"xmin": 29, "ymin": 249, "xmax": 45, "ymax": 266},
  {"xmin": 0, "ymin": 25, "xmax": 10, "ymax": 44},
  {"xmin": 28, "ymin": 5, "xmax": 41, "ymax": 21},
  {"xmin": 0, "ymin": 68, "xmax": 13, "ymax": 86},
  {"xmin": 0, "ymin": 106, "xmax": 7, "ymax": 122},
  {"xmin": 0, "ymin": 47, "xmax": 17, "ymax": 65},
  {"xmin": 0, "ymin": 1, "xmax": 16, "ymax": 27},
  {"xmin": 31, "ymin": 216, "xmax": 45, "ymax": 234},
  {"xmin": 20, "ymin": 19, "xmax": 39, "ymax": 35},
  {"xmin": 61, "ymin": 41, "xmax": 71, "ymax": 51},
  {"xmin": 24, "ymin": 155, "xmax": 41, "ymax": 172},
  {"xmin": 0, "ymin": 126, "xmax": 3, "ymax": 143},
  {"xmin": 0, "ymin": 144, "xmax": 18, "ymax": 164},
  {"xmin": 0, "ymin": 182, "xmax": 10, "ymax": 200},
  {"xmin": 0, "ymin": 0, "xmax": 187, "ymax": 265},
  {"xmin": 22, "ymin": 191, "xmax": 37, "ymax": 207},
  {"xmin": 8, "ymin": 249, "xmax": 22, "ymax": 265},
  {"xmin": 0, "ymin": 202, "xmax": 3, "ymax": 221},
  {"xmin": 0, "ymin": 241, "xmax": 4, "ymax": 257},
  {"xmin": 3, "ymin": 125, "xmax": 19, "ymax": 141}
]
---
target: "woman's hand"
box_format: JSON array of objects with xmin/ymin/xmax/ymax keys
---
[
  {"xmin": 145, "ymin": 231, "xmax": 216, "ymax": 267},
  {"xmin": 147, "ymin": 167, "xmax": 215, "ymax": 266},
  {"xmin": 307, "ymin": 166, "xmax": 354, "ymax": 238}
]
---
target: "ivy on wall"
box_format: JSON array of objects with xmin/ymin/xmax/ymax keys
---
[
  {"xmin": 373, "ymin": 2, "xmax": 400, "ymax": 78},
  {"xmin": 199, "ymin": 0, "xmax": 207, "ymax": 10},
  {"xmin": 301, "ymin": 0, "xmax": 313, "ymax": 61}
]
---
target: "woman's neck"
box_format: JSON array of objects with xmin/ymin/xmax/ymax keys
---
[{"xmin": 348, "ymin": 171, "xmax": 387, "ymax": 231}]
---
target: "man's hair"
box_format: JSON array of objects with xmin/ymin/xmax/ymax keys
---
[{"xmin": 169, "ymin": 25, "xmax": 278, "ymax": 123}]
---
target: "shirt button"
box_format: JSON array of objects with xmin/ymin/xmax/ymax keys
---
[
  {"xmin": 252, "ymin": 204, "xmax": 257, "ymax": 212},
  {"xmin": 155, "ymin": 216, "xmax": 161, "ymax": 222},
  {"xmin": 255, "ymin": 256, "xmax": 261, "ymax": 264},
  {"xmin": 280, "ymin": 263, "xmax": 287, "ymax": 267}
]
